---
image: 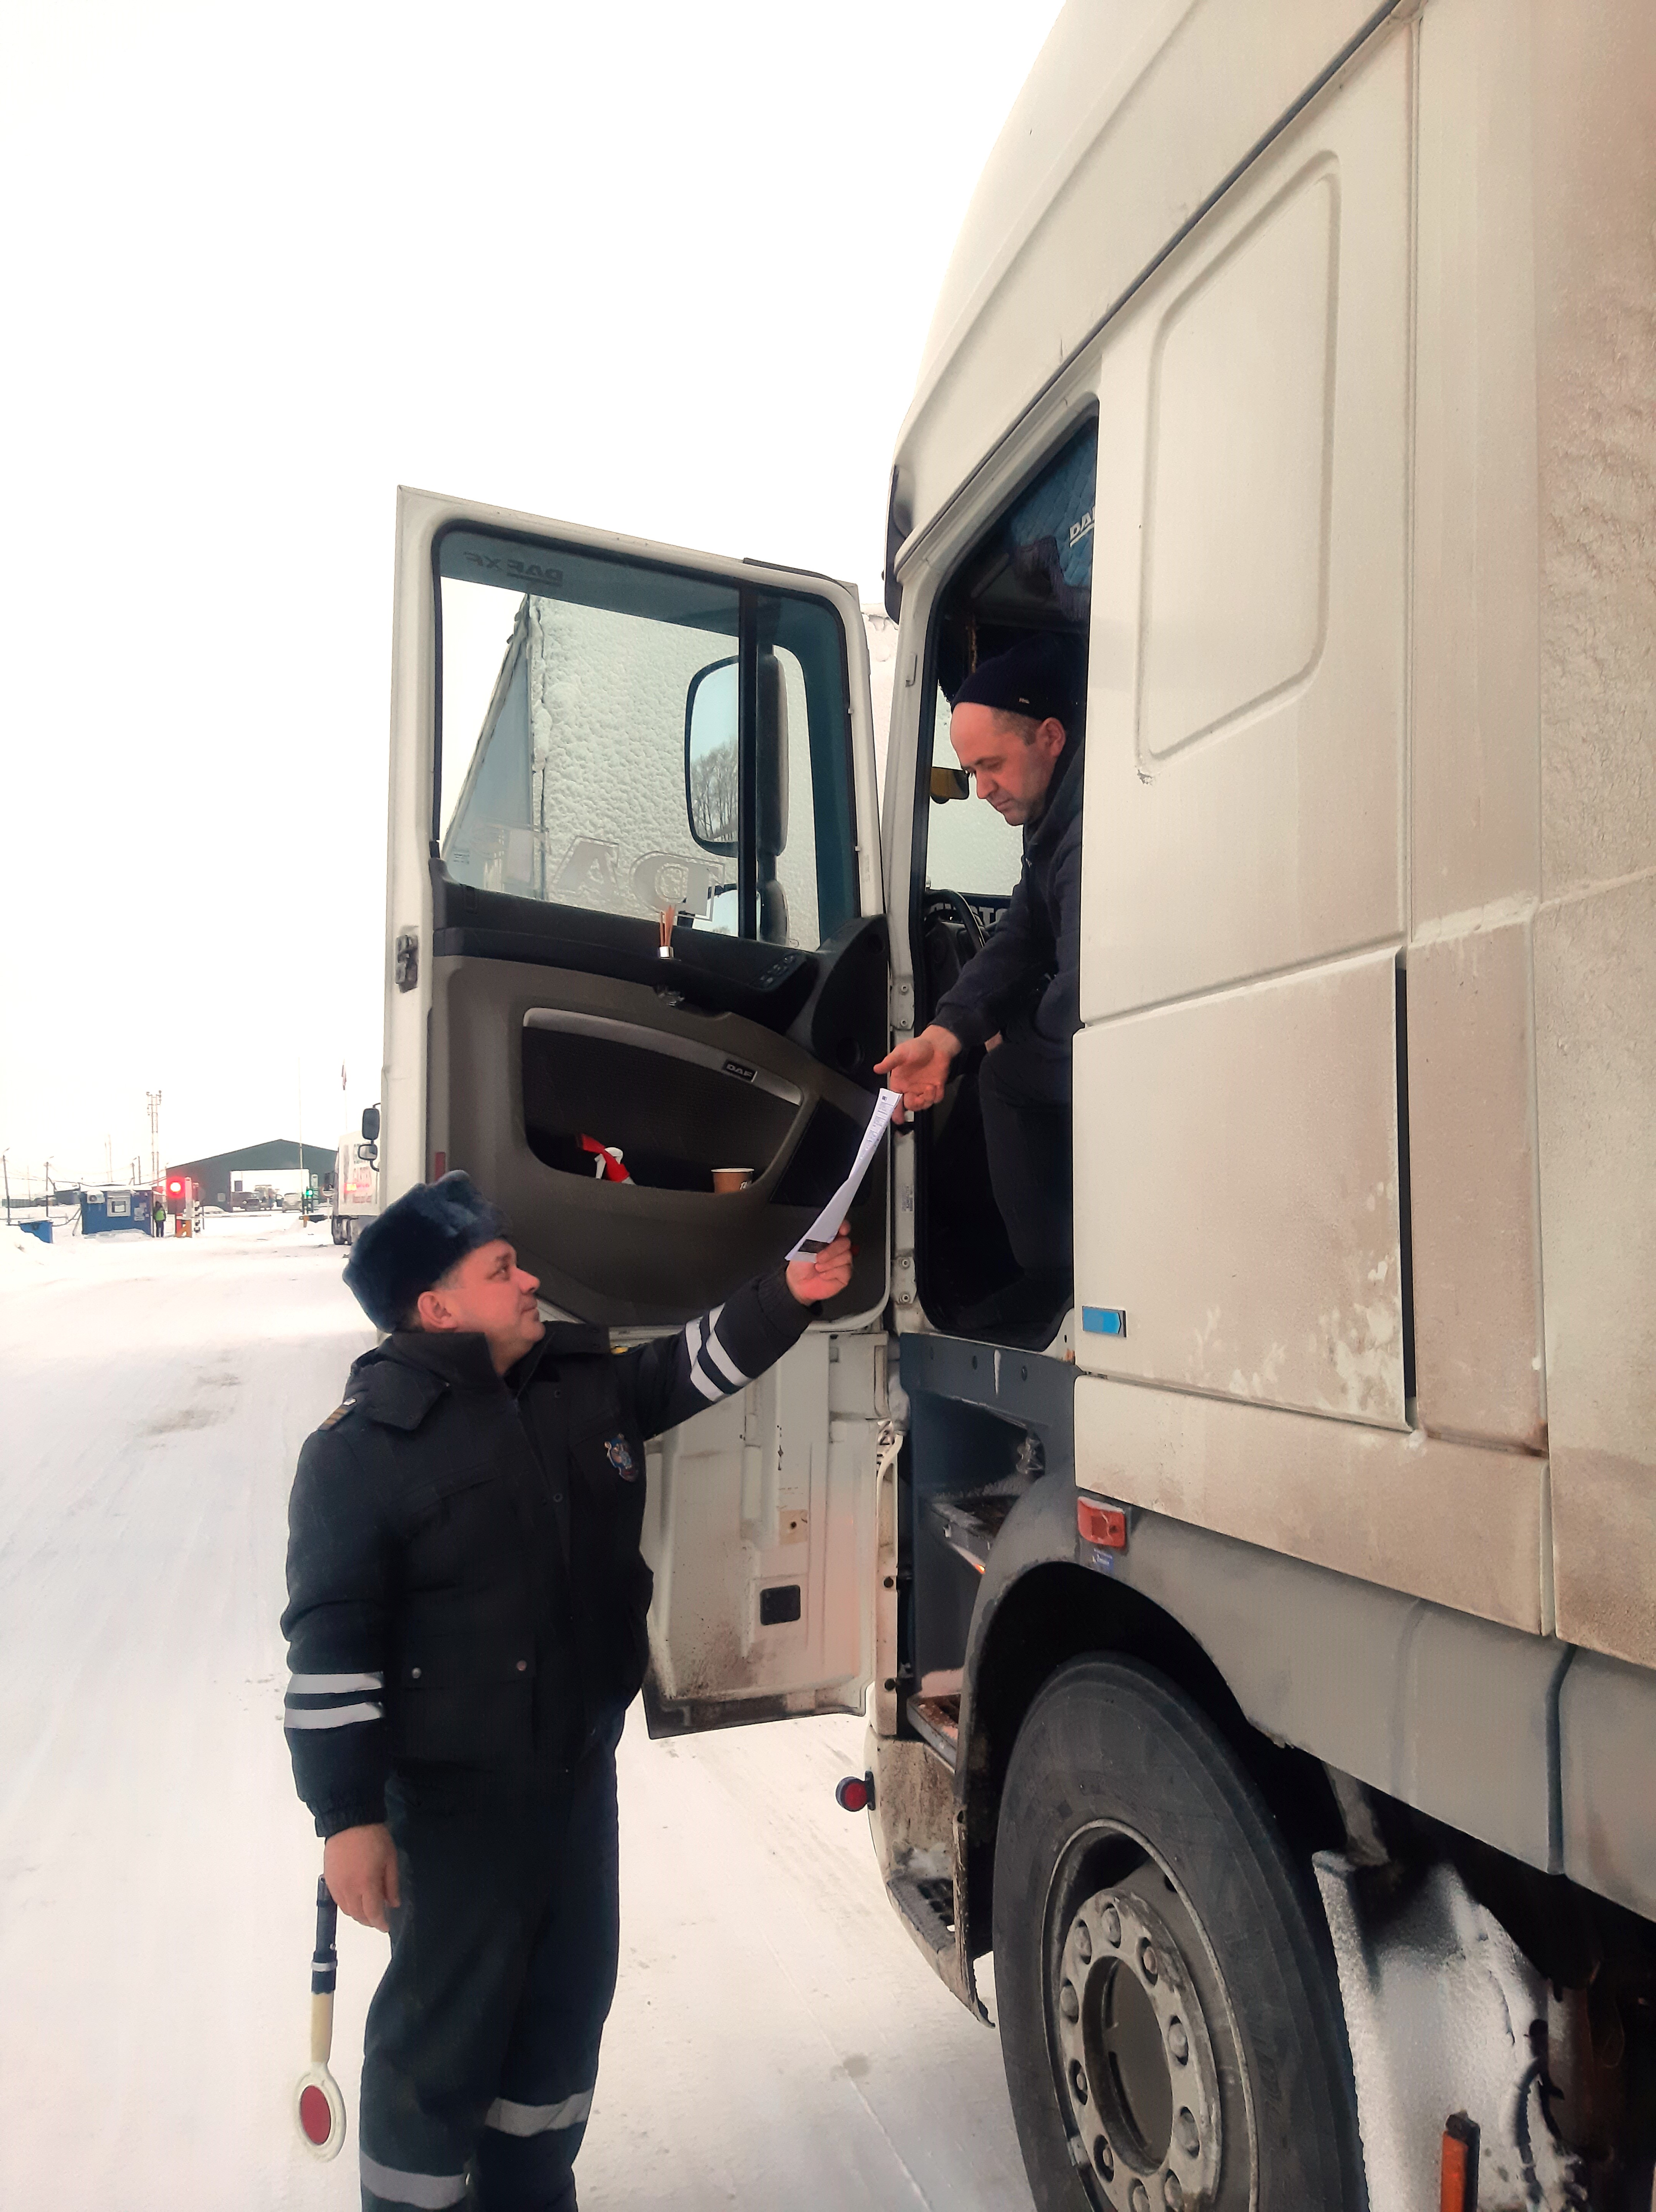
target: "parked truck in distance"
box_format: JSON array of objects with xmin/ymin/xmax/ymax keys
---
[{"xmin": 331, "ymin": 1109, "xmax": 379, "ymax": 1247}]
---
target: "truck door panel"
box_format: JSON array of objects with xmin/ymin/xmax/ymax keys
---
[
  {"xmin": 383, "ymin": 486, "xmax": 886, "ymax": 1731},
  {"xmin": 433, "ymin": 950, "xmax": 886, "ymax": 1327},
  {"xmin": 388, "ymin": 491, "xmax": 888, "ymax": 1329}
]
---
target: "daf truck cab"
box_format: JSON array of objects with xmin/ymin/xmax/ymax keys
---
[{"xmin": 376, "ymin": 2, "xmax": 1656, "ymax": 2204}]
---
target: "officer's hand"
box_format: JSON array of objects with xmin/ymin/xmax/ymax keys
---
[
  {"xmin": 875, "ymin": 1025, "xmax": 962, "ymax": 1121},
  {"xmin": 786, "ymin": 1224, "xmax": 854, "ymax": 1305},
  {"xmin": 324, "ymin": 1822, "xmax": 401, "ymax": 1934}
]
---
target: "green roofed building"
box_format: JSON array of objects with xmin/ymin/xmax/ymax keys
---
[{"xmin": 167, "ymin": 1139, "xmax": 337, "ymax": 1207}]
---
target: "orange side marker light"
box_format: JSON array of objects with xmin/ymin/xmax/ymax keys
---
[{"xmin": 1077, "ymin": 1497, "xmax": 1127, "ymax": 1550}]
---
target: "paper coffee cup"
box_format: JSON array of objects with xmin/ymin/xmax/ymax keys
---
[{"xmin": 711, "ymin": 1168, "xmax": 752, "ymax": 1194}]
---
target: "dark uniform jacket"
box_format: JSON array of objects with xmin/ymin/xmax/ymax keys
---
[
  {"xmin": 932, "ymin": 729, "xmax": 1083, "ymax": 1106},
  {"xmin": 282, "ymin": 1267, "xmax": 810, "ymax": 1836}
]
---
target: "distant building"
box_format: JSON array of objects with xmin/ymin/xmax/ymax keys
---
[{"xmin": 166, "ymin": 1139, "xmax": 336, "ymax": 1207}]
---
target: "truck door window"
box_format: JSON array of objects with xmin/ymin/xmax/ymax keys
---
[
  {"xmin": 925, "ymin": 684, "xmax": 1024, "ymax": 906},
  {"xmin": 436, "ymin": 531, "xmax": 856, "ymax": 949},
  {"xmin": 919, "ymin": 420, "xmax": 1098, "ymax": 932}
]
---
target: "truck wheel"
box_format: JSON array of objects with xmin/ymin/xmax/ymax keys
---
[{"xmin": 993, "ymin": 1657, "xmax": 1362, "ymax": 2212}]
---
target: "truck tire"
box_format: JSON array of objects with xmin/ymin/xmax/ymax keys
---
[{"xmin": 992, "ymin": 1656, "xmax": 1363, "ymax": 2212}]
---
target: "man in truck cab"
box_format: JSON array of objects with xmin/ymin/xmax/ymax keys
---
[
  {"xmin": 281, "ymin": 1171, "xmax": 852, "ymax": 2212},
  {"xmin": 877, "ymin": 632, "xmax": 1084, "ymax": 1330}
]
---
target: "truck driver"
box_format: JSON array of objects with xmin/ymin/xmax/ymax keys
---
[{"xmin": 876, "ymin": 632, "xmax": 1084, "ymax": 1331}]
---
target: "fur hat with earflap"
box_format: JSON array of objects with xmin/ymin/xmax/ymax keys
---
[{"xmin": 342, "ymin": 1170, "xmax": 506, "ymax": 1332}]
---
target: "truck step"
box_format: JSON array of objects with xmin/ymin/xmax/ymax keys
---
[
  {"xmin": 907, "ymin": 1692, "xmax": 960, "ymax": 1767},
  {"xmin": 889, "ymin": 1868, "xmax": 956, "ymax": 1956}
]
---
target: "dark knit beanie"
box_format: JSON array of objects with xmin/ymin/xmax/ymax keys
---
[
  {"xmin": 342, "ymin": 1171, "xmax": 506, "ymax": 1331},
  {"xmin": 952, "ymin": 632, "xmax": 1084, "ymax": 728}
]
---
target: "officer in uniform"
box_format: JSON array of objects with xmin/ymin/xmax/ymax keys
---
[
  {"xmin": 282, "ymin": 1171, "xmax": 852, "ymax": 2212},
  {"xmin": 877, "ymin": 632, "xmax": 1084, "ymax": 1325}
]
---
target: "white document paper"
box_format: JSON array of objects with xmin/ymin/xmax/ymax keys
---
[{"xmin": 787, "ymin": 1088, "xmax": 901, "ymax": 1259}]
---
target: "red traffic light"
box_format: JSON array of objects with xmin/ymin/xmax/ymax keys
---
[{"xmin": 168, "ymin": 1179, "xmax": 183, "ymax": 1194}]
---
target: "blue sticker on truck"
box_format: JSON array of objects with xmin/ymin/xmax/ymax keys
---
[{"xmin": 1081, "ymin": 1307, "xmax": 1128, "ymax": 1337}]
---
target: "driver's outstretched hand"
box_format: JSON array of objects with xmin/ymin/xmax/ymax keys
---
[
  {"xmin": 786, "ymin": 1224, "xmax": 854, "ymax": 1305},
  {"xmin": 875, "ymin": 1025, "xmax": 962, "ymax": 1122}
]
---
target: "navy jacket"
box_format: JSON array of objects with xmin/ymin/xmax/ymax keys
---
[
  {"xmin": 281, "ymin": 1267, "xmax": 810, "ymax": 1835},
  {"xmin": 932, "ymin": 731, "xmax": 1083, "ymax": 1105}
]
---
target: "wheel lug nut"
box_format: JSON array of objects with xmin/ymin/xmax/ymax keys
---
[
  {"xmin": 1129, "ymin": 2182, "xmax": 1152, "ymax": 2212},
  {"xmin": 1139, "ymin": 1938, "xmax": 1159, "ymax": 1982},
  {"xmin": 1093, "ymin": 2136, "xmax": 1114, "ymax": 2180},
  {"xmin": 1059, "ymin": 1979, "xmax": 1080, "ymax": 2023},
  {"xmin": 1101, "ymin": 1902, "xmax": 1121, "ymax": 1947},
  {"xmin": 1073, "ymin": 1919, "xmax": 1092, "ymax": 1964},
  {"xmin": 1162, "ymin": 2175, "xmax": 1185, "ymax": 2211},
  {"xmin": 1175, "ymin": 2106, "xmax": 1199, "ymax": 2156},
  {"xmin": 1167, "ymin": 2016, "xmax": 1189, "ymax": 2064},
  {"xmin": 1069, "ymin": 2060, "xmax": 1089, "ymax": 2106}
]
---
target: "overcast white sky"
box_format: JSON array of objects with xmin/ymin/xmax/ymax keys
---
[{"xmin": 0, "ymin": 0, "xmax": 1062, "ymax": 1190}]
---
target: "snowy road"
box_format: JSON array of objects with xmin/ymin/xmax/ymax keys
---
[{"xmin": 0, "ymin": 1215, "xmax": 1030, "ymax": 2210}]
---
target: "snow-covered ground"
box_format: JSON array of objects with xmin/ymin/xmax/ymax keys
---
[{"xmin": 0, "ymin": 1213, "xmax": 1030, "ymax": 2209}]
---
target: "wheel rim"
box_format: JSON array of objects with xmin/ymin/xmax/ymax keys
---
[{"xmin": 1043, "ymin": 1825, "xmax": 1252, "ymax": 2211}]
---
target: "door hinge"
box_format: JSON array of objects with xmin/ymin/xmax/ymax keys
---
[
  {"xmin": 889, "ymin": 976, "xmax": 914, "ymax": 1028},
  {"xmin": 394, "ymin": 932, "xmax": 419, "ymax": 992}
]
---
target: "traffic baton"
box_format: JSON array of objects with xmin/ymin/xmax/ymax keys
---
[{"xmin": 294, "ymin": 1875, "xmax": 346, "ymax": 2158}]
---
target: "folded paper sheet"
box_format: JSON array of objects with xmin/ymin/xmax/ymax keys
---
[{"xmin": 787, "ymin": 1088, "xmax": 901, "ymax": 1259}]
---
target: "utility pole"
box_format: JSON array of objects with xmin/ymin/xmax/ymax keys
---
[
  {"xmin": 105, "ymin": 1134, "xmax": 113, "ymax": 1184},
  {"xmin": 146, "ymin": 1090, "xmax": 162, "ymax": 1187},
  {"xmin": 2, "ymin": 1151, "xmax": 9, "ymax": 1226}
]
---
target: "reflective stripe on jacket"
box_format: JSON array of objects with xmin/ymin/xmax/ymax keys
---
[{"xmin": 281, "ymin": 1267, "xmax": 810, "ymax": 1836}]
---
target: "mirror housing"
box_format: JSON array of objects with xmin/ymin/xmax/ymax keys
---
[
  {"xmin": 356, "ymin": 1142, "xmax": 378, "ymax": 1164},
  {"xmin": 684, "ymin": 652, "xmax": 788, "ymax": 858},
  {"xmin": 360, "ymin": 1105, "xmax": 381, "ymax": 1142}
]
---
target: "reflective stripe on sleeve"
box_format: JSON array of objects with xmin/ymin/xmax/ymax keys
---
[
  {"xmin": 702, "ymin": 1328, "xmax": 749, "ymax": 1389},
  {"xmin": 287, "ymin": 1671, "xmax": 383, "ymax": 1694},
  {"xmin": 284, "ymin": 1701, "xmax": 383, "ymax": 1730},
  {"xmin": 359, "ymin": 2151, "xmax": 468, "ymax": 2207},
  {"xmin": 484, "ymin": 2091, "xmax": 594, "ymax": 2136}
]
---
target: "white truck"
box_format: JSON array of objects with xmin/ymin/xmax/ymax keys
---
[
  {"xmin": 373, "ymin": 3, "xmax": 1655, "ymax": 2205},
  {"xmin": 330, "ymin": 1115, "xmax": 379, "ymax": 1246}
]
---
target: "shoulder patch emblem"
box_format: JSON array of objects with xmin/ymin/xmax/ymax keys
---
[
  {"xmin": 604, "ymin": 1434, "xmax": 637, "ymax": 1480},
  {"xmin": 319, "ymin": 1397, "xmax": 356, "ymax": 1431}
]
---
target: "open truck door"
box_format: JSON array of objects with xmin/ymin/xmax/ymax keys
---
[{"xmin": 381, "ymin": 488, "xmax": 889, "ymax": 1732}]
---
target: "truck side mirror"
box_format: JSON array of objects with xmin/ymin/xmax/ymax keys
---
[
  {"xmin": 360, "ymin": 1105, "xmax": 381, "ymax": 1142},
  {"xmin": 684, "ymin": 653, "xmax": 788, "ymax": 858},
  {"xmin": 685, "ymin": 658, "xmax": 737, "ymax": 853},
  {"xmin": 356, "ymin": 1142, "xmax": 378, "ymax": 1164}
]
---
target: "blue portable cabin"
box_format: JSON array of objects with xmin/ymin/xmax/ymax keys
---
[{"xmin": 81, "ymin": 1187, "xmax": 154, "ymax": 1237}]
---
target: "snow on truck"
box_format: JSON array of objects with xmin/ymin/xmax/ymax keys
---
[{"xmin": 372, "ymin": 3, "xmax": 1655, "ymax": 2206}]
